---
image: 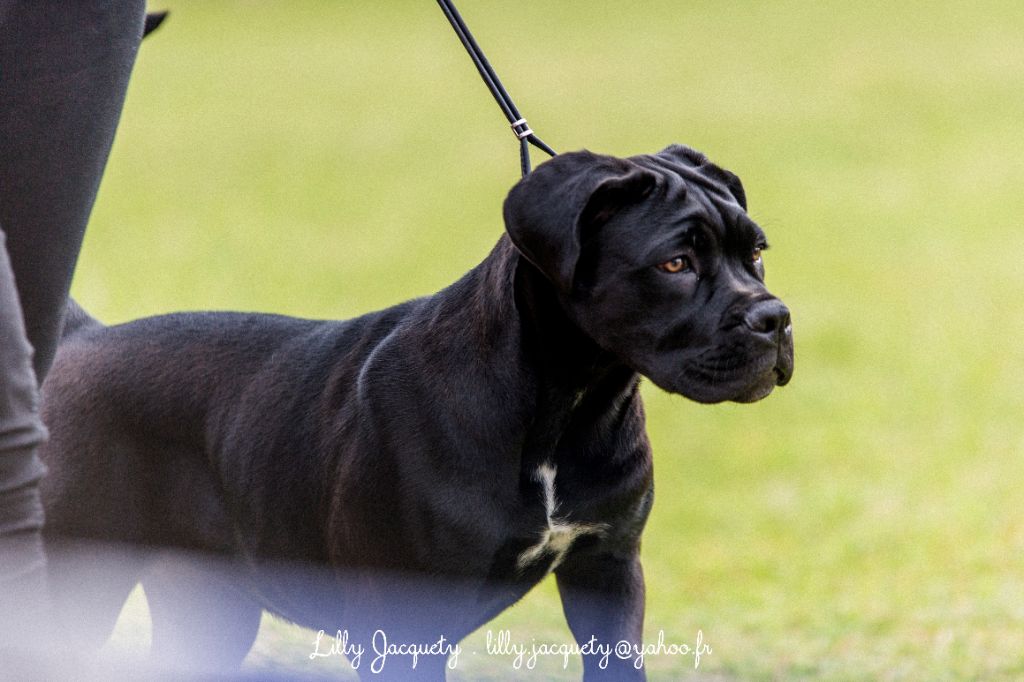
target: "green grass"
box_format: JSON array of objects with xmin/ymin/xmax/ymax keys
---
[{"xmin": 80, "ymin": 0, "xmax": 1024, "ymax": 678}]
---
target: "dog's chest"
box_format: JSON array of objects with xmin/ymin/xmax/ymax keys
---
[{"xmin": 514, "ymin": 463, "xmax": 607, "ymax": 574}]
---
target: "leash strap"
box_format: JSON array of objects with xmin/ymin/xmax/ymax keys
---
[{"xmin": 436, "ymin": 0, "xmax": 556, "ymax": 177}]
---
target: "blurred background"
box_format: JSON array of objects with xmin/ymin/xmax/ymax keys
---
[{"xmin": 71, "ymin": 0, "xmax": 1024, "ymax": 679}]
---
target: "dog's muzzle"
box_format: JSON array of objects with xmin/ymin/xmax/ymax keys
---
[
  {"xmin": 726, "ymin": 297, "xmax": 793, "ymax": 402},
  {"xmin": 743, "ymin": 298, "xmax": 793, "ymax": 384}
]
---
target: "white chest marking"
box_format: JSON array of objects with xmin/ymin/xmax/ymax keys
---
[{"xmin": 516, "ymin": 463, "xmax": 607, "ymax": 573}]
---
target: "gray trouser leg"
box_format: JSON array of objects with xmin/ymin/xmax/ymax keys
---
[{"xmin": 0, "ymin": 230, "xmax": 48, "ymax": 646}]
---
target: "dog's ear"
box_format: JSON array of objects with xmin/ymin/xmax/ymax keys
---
[
  {"xmin": 656, "ymin": 143, "xmax": 747, "ymax": 211},
  {"xmin": 718, "ymin": 166, "xmax": 747, "ymax": 211},
  {"xmin": 503, "ymin": 151, "xmax": 656, "ymax": 293}
]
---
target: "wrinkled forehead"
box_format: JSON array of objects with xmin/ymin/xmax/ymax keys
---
[
  {"xmin": 636, "ymin": 151, "xmax": 740, "ymax": 212},
  {"xmin": 624, "ymin": 151, "xmax": 759, "ymax": 245}
]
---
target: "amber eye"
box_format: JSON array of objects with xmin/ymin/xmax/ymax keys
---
[
  {"xmin": 658, "ymin": 256, "xmax": 691, "ymax": 274},
  {"xmin": 752, "ymin": 248, "xmax": 763, "ymax": 264}
]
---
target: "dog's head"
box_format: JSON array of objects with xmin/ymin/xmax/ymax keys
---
[{"xmin": 503, "ymin": 144, "xmax": 793, "ymax": 403}]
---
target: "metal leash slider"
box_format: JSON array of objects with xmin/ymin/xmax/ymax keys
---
[{"xmin": 510, "ymin": 118, "xmax": 533, "ymax": 140}]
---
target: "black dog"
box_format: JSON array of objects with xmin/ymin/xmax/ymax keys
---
[{"xmin": 39, "ymin": 145, "xmax": 793, "ymax": 678}]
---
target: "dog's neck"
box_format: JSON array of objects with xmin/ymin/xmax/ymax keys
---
[
  {"xmin": 499, "ymin": 236, "xmax": 641, "ymax": 456},
  {"xmin": 512, "ymin": 249, "xmax": 617, "ymax": 388},
  {"xmin": 436, "ymin": 235, "xmax": 642, "ymax": 464}
]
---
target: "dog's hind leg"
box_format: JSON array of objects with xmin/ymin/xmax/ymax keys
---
[
  {"xmin": 142, "ymin": 557, "xmax": 262, "ymax": 672},
  {"xmin": 45, "ymin": 540, "xmax": 147, "ymax": 652}
]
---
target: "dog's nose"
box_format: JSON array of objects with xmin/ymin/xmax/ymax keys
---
[{"xmin": 743, "ymin": 299, "xmax": 791, "ymax": 339}]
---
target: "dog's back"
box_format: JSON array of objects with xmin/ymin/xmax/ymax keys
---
[{"xmin": 60, "ymin": 298, "xmax": 102, "ymax": 340}]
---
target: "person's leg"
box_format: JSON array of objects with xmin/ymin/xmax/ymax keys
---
[
  {"xmin": 0, "ymin": 0, "xmax": 145, "ymax": 651},
  {"xmin": 0, "ymin": 0, "xmax": 146, "ymax": 381},
  {"xmin": 0, "ymin": 231, "xmax": 49, "ymax": 646}
]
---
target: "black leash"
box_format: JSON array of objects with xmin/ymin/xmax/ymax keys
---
[{"xmin": 436, "ymin": 0, "xmax": 556, "ymax": 177}]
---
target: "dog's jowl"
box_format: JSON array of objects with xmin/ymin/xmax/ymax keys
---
[{"xmin": 39, "ymin": 145, "xmax": 793, "ymax": 678}]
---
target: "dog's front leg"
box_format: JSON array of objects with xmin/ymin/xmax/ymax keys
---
[{"xmin": 555, "ymin": 551, "xmax": 646, "ymax": 681}]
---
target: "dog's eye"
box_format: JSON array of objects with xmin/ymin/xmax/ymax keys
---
[
  {"xmin": 657, "ymin": 256, "xmax": 691, "ymax": 274},
  {"xmin": 752, "ymin": 248, "xmax": 763, "ymax": 264}
]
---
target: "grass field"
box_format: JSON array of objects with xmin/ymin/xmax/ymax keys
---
[{"xmin": 73, "ymin": 1, "xmax": 1024, "ymax": 679}]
